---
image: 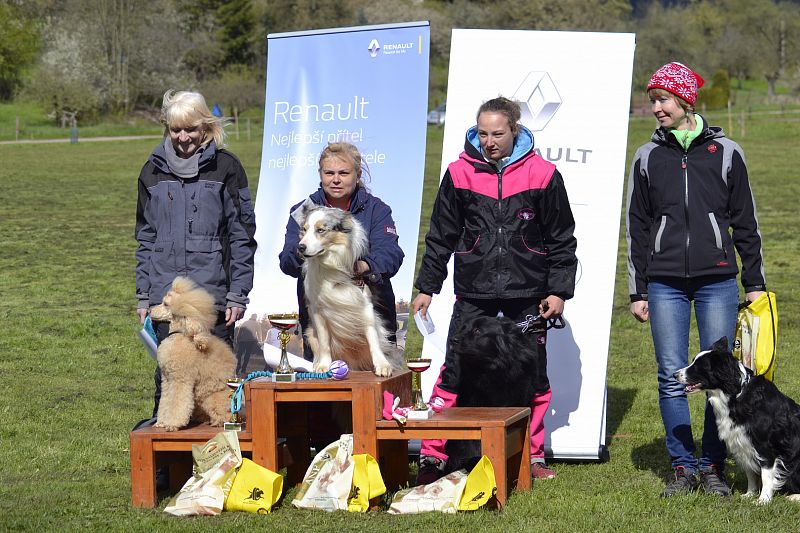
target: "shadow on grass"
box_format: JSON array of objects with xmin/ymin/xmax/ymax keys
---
[
  {"xmin": 631, "ymin": 437, "xmax": 670, "ymax": 478},
  {"xmin": 605, "ymin": 386, "xmax": 637, "ymax": 438}
]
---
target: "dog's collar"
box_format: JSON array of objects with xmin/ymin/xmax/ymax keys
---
[
  {"xmin": 167, "ymin": 330, "xmax": 182, "ymax": 337},
  {"xmin": 737, "ymin": 362, "xmax": 751, "ymax": 398},
  {"xmin": 351, "ymin": 276, "xmax": 366, "ymax": 287}
]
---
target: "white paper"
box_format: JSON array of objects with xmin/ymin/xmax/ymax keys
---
[
  {"xmin": 262, "ymin": 341, "xmax": 313, "ymax": 372},
  {"xmin": 137, "ymin": 327, "xmax": 158, "ymax": 360}
]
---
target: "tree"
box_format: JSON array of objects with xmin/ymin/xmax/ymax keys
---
[
  {"xmin": 217, "ymin": 0, "xmax": 256, "ymax": 66},
  {"xmin": 0, "ymin": 3, "xmax": 41, "ymax": 100}
]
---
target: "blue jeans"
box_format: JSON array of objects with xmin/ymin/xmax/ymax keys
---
[{"xmin": 648, "ymin": 276, "xmax": 738, "ymax": 472}]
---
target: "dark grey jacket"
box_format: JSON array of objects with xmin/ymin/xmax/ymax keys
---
[{"xmin": 135, "ymin": 141, "xmax": 257, "ymax": 311}]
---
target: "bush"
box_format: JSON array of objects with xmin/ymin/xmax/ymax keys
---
[{"xmin": 697, "ymin": 69, "xmax": 731, "ymax": 110}]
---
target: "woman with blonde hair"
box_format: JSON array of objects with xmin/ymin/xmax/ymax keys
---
[
  {"xmin": 135, "ymin": 90, "xmax": 257, "ymax": 417},
  {"xmin": 627, "ymin": 63, "xmax": 766, "ymax": 497},
  {"xmin": 279, "ymin": 142, "xmax": 404, "ymax": 360}
]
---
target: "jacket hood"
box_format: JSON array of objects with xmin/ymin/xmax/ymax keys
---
[
  {"xmin": 149, "ymin": 139, "xmax": 218, "ymax": 175},
  {"xmin": 464, "ymin": 124, "xmax": 535, "ymax": 167}
]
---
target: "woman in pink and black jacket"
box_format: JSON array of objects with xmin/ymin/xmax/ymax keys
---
[{"xmin": 412, "ymin": 96, "xmax": 578, "ymax": 483}]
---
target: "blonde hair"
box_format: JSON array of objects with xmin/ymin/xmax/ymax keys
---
[
  {"xmin": 161, "ymin": 90, "xmax": 229, "ymax": 148},
  {"xmin": 647, "ymin": 88, "xmax": 695, "ymax": 114},
  {"xmin": 318, "ymin": 142, "xmax": 371, "ymax": 191}
]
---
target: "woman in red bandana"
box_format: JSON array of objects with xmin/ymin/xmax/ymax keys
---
[{"xmin": 626, "ymin": 62, "xmax": 766, "ymax": 497}]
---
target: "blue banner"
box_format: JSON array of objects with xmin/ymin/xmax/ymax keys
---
[{"xmin": 248, "ymin": 22, "xmax": 430, "ymax": 345}]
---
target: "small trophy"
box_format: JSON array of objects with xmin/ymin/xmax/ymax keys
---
[
  {"xmin": 225, "ymin": 378, "xmax": 244, "ymax": 431},
  {"xmin": 267, "ymin": 312, "xmax": 299, "ymax": 382},
  {"xmin": 406, "ymin": 358, "xmax": 433, "ymax": 420}
]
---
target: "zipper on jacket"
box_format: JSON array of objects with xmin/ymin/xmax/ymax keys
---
[
  {"xmin": 497, "ymin": 167, "xmax": 504, "ymax": 295},
  {"xmin": 682, "ymin": 153, "xmax": 690, "ymax": 277}
]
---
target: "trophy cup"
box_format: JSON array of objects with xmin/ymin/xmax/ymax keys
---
[
  {"xmin": 224, "ymin": 378, "xmax": 244, "ymax": 431},
  {"xmin": 406, "ymin": 358, "xmax": 433, "ymax": 420},
  {"xmin": 267, "ymin": 312, "xmax": 299, "ymax": 382}
]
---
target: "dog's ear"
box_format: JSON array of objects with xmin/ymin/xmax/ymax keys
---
[
  {"xmin": 711, "ymin": 336, "xmax": 729, "ymax": 352},
  {"xmin": 332, "ymin": 210, "xmax": 353, "ymax": 234},
  {"xmin": 183, "ymin": 317, "xmax": 207, "ymax": 337},
  {"xmin": 291, "ymin": 199, "xmax": 317, "ymax": 227}
]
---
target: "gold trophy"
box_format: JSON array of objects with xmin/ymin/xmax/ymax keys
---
[
  {"xmin": 224, "ymin": 378, "xmax": 244, "ymax": 431},
  {"xmin": 406, "ymin": 358, "xmax": 433, "ymax": 419},
  {"xmin": 267, "ymin": 312, "xmax": 299, "ymax": 382}
]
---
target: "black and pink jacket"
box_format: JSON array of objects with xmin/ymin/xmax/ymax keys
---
[{"xmin": 415, "ymin": 125, "xmax": 577, "ymax": 300}]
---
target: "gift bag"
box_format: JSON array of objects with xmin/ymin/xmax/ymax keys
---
[
  {"xmin": 292, "ymin": 434, "xmax": 354, "ymax": 511},
  {"xmin": 224, "ymin": 458, "xmax": 283, "ymax": 514},
  {"xmin": 733, "ymin": 291, "xmax": 778, "ymax": 381},
  {"xmin": 458, "ymin": 456, "xmax": 497, "ymax": 511},
  {"xmin": 347, "ymin": 453, "xmax": 386, "ymax": 512},
  {"xmin": 388, "ymin": 470, "xmax": 469, "ymax": 514},
  {"xmin": 164, "ymin": 431, "xmax": 242, "ymax": 516}
]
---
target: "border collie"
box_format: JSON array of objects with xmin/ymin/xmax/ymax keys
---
[
  {"xmin": 297, "ymin": 203, "xmax": 402, "ymax": 376},
  {"xmin": 674, "ymin": 337, "xmax": 800, "ymax": 504}
]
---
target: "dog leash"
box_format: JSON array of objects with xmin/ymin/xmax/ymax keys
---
[
  {"xmin": 230, "ymin": 368, "xmax": 345, "ymax": 416},
  {"xmin": 516, "ymin": 313, "xmax": 566, "ymax": 333}
]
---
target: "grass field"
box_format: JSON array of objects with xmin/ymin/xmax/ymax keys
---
[{"xmin": 1, "ymin": 109, "xmax": 799, "ymax": 531}]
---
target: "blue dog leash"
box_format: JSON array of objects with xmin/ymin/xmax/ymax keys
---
[{"xmin": 230, "ymin": 369, "xmax": 334, "ymax": 415}]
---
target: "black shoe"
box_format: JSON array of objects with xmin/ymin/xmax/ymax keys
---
[
  {"xmin": 661, "ymin": 466, "xmax": 698, "ymax": 497},
  {"xmin": 416, "ymin": 455, "xmax": 445, "ymax": 486},
  {"xmin": 700, "ymin": 465, "xmax": 731, "ymax": 496}
]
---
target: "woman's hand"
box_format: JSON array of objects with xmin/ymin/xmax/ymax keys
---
[
  {"xmin": 539, "ymin": 296, "xmax": 565, "ymax": 319},
  {"xmin": 354, "ymin": 260, "xmax": 370, "ymax": 276},
  {"xmin": 412, "ymin": 293, "xmax": 433, "ymax": 318},
  {"xmin": 745, "ymin": 290, "xmax": 766, "ymax": 304},
  {"xmin": 630, "ymin": 301, "xmax": 649, "ymax": 323},
  {"xmin": 226, "ymin": 306, "xmax": 244, "ymax": 326},
  {"xmin": 137, "ymin": 308, "xmax": 148, "ymax": 324}
]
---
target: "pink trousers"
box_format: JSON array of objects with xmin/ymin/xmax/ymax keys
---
[{"xmin": 419, "ymin": 373, "xmax": 552, "ymax": 462}]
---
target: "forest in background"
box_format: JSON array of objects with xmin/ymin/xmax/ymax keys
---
[{"xmin": 1, "ymin": 0, "xmax": 799, "ymax": 126}]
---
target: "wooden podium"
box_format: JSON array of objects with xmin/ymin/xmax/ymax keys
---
[{"xmin": 247, "ymin": 370, "xmax": 411, "ymax": 485}]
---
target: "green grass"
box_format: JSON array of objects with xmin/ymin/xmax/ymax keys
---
[{"xmin": 1, "ymin": 109, "xmax": 800, "ymax": 530}]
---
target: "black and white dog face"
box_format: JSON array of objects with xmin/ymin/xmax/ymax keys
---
[
  {"xmin": 674, "ymin": 337, "xmax": 751, "ymax": 397},
  {"xmin": 675, "ymin": 337, "xmax": 800, "ymax": 504}
]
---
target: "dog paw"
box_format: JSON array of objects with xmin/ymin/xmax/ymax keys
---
[
  {"xmin": 373, "ymin": 362, "xmax": 393, "ymax": 377},
  {"xmin": 314, "ymin": 361, "xmax": 331, "ymax": 373},
  {"xmin": 742, "ymin": 490, "xmax": 757, "ymax": 499},
  {"xmin": 155, "ymin": 421, "xmax": 180, "ymax": 432},
  {"xmin": 756, "ymin": 495, "xmax": 772, "ymax": 506}
]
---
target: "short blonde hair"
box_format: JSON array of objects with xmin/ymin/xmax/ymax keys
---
[
  {"xmin": 647, "ymin": 88, "xmax": 695, "ymax": 114},
  {"xmin": 318, "ymin": 142, "xmax": 371, "ymax": 191},
  {"xmin": 161, "ymin": 90, "xmax": 229, "ymax": 148}
]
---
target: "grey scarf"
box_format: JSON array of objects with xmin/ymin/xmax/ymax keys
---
[{"xmin": 163, "ymin": 138, "xmax": 206, "ymax": 178}]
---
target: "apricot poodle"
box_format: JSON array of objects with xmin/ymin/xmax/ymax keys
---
[{"xmin": 149, "ymin": 276, "xmax": 235, "ymax": 431}]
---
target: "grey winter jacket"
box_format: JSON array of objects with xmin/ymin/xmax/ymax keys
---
[{"xmin": 135, "ymin": 140, "xmax": 257, "ymax": 311}]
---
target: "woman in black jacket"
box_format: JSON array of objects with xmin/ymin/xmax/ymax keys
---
[{"xmin": 626, "ymin": 62, "xmax": 766, "ymax": 498}]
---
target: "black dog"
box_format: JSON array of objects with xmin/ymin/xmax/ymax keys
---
[
  {"xmin": 674, "ymin": 337, "xmax": 800, "ymax": 504},
  {"xmin": 443, "ymin": 316, "xmax": 546, "ymax": 473}
]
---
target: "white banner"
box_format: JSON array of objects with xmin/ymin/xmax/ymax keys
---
[
  {"xmin": 420, "ymin": 29, "xmax": 635, "ymax": 459},
  {"xmin": 248, "ymin": 23, "xmax": 431, "ymax": 349}
]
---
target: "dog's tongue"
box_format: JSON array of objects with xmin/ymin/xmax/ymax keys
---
[{"xmin": 684, "ymin": 383, "xmax": 701, "ymax": 393}]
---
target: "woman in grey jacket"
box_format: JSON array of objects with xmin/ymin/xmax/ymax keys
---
[{"xmin": 135, "ymin": 90, "xmax": 257, "ymax": 416}]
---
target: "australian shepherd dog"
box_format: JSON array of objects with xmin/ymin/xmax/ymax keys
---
[
  {"xmin": 443, "ymin": 315, "xmax": 546, "ymax": 472},
  {"xmin": 674, "ymin": 337, "xmax": 800, "ymax": 504},
  {"xmin": 297, "ymin": 203, "xmax": 402, "ymax": 376}
]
